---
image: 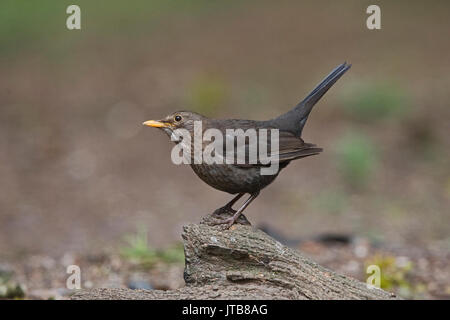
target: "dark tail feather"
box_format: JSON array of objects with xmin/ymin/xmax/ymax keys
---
[
  {"xmin": 296, "ymin": 62, "xmax": 351, "ymax": 120},
  {"xmin": 274, "ymin": 62, "xmax": 351, "ymax": 136}
]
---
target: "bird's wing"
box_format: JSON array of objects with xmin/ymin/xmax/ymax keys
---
[{"xmin": 219, "ymin": 129, "xmax": 322, "ymax": 168}]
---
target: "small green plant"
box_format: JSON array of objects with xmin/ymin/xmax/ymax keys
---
[
  {"xmin": 120, "ymin": 227, "xmax": 157, "ymax": 266},
  {"xmin": 335, "ymin": 133, "xmax": 377, "ymax": 189},
  {"xmin": 365, "ymin": 254, "xmax": 415, "ymax": 297},
  {"xmin": 120, "ymin": 227, "xmax": 184, "ymax": 268},
  {"xmin": 157, "ymin": 243, "xmax": 185, "ymax": 264},
  {"xmin": 0, "ymin": 270, "xmax": 26, "ymax": 299},
  {"xmin": 340, "ymin": 81, "xmax": 407, "ymax": 122}
]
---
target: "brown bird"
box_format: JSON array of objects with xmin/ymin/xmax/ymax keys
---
[{"xmin": 143, "ymin": 63, "xmax": 351, "ymax": 227}]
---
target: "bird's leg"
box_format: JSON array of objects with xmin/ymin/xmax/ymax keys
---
[
  {"xmin": 213, "ymin": 193, "xmax": 244, "ymax": 216},
  {"xmin": 214, "ymin": 191, "xmax": 259, "ymax": 228}
]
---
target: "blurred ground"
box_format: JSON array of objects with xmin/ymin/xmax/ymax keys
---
[
  {"xmin": 0, "ymin": 1, "xmax": 449, "ymax": 298},
  {"xmin": 1, "ymin": 231, "xmax": 449, "ymax": 299}
]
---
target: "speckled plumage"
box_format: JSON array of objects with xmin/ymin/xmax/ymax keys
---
[{"xmin": 190, "ymin": 162, "xmax": 280, "ymax": 195}]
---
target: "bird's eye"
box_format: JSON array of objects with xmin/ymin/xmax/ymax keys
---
[{"xmin": 174, "ymin": 115, "xmax": 182, "ymax": 122}]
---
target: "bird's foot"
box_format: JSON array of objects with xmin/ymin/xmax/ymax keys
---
[
  {"xmin": 201, "ymin": 209, "xmax": 251, "ymax": 228},
  {"xmin": 212, "ymin": 205, "xmax": 236, "ymax": 216},
  {"xmin": 207, "ymin": 216, "xmax": 243, "ymax": 230},
  {"xmin": 217, "ymin": 216, "xmax": 243, "ymax": 229}
]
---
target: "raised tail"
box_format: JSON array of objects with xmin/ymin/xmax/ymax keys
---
[{"xmin": 273, "ymin": 62, "xmax": 351, "ymax": 136}]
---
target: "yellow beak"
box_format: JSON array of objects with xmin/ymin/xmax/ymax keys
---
[{"xmin": 142, "ymin": 120, "xmax": 168, "ymax": 128}]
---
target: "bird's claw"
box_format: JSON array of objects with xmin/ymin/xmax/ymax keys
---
[
  {"xmin": 209, "ymin": 213, "xmax": 251, "ymax": 229},
  {"xmin": 206, "ymin": 216, "xmax": 237, "ymax": 230},
  {"xmin": 201, "ymin": 208, "xmax": 251, "ymax": 228},
  {"xmin": 212, "ymin": 206, "xmax": 236, "ymax": 216}
]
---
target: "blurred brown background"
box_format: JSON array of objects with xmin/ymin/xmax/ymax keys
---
[{"xmin": 1, "ymin": 0, "xmax": 449, "ymax": 263}]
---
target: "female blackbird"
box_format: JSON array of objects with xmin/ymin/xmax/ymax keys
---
[{"xmin": 143, "ymin": 62, "xmax": 351, "ymax": 227}]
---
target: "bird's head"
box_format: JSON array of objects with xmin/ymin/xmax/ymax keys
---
[{"xmin": 143, "ymin": 111, "xmax": 205, "ymax": 137}]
